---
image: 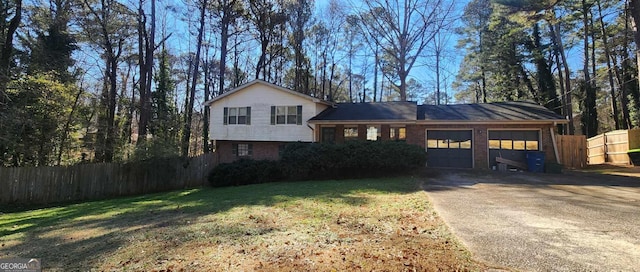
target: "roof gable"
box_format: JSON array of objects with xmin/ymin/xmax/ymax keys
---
[{"xmin": 203, "ymin": 79, "xmax": 333, "ymax": 106}]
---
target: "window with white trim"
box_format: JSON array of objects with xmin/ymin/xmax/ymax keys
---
[
  {"xmin": 271, "ymin": 105, "xmax": 302, "ymax": 125},
  {"xmin": 224, "ymin": 107, "xmax": 251, "ymax": 125}
]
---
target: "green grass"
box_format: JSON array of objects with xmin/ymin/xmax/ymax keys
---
[{"xmin": 0, "ymin": 177, "xmax": 479, "ymax": 271}]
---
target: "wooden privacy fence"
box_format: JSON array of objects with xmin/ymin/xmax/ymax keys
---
[
  {"xmin": 556, "ymin": 135, "xmax": 587, "ymax": 169},
  {"xmin": 587, "ymin": 129, "xmax": 640, "ymax": 165},
  {"xmin": 0, "ymin": 153, "xmax": 218, "ymax": 205}
]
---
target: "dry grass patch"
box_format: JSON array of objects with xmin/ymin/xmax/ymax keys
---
[{"xmin": 1, "ymin": 178, "xmax": 480, "ymax": 271}]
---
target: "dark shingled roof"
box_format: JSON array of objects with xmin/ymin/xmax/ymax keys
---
[
  {"xmin": 310, "ymin": 101, "xmax": 566, "ymax": 122},
  {"xmin": 418, "ymin": 101, "xmax": 565, "ymax": 121},
  {"xmin": 310, "ymin": 101, "xmax": 417, "ymax": 121}
]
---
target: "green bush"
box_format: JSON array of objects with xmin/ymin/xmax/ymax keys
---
[
  {"xmin": 280, "ymin": 141, "xmax": 427, "ymax": 180},
  {"xmin": 207, "ymin": 141, "xmax": 426, "ymax": 187},
  {"xmin": 208, "ymin": 159, "xmax": 283, "ymax": 187}
]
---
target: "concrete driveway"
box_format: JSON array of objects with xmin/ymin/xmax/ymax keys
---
[{"xmin": 423, "ymin": 168, "xmax": 640, "ymax": 271}]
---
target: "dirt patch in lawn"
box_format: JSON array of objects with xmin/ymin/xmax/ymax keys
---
[{"xmin": 0, "ymin": 178, "xmax": 483, "ymax": 271}]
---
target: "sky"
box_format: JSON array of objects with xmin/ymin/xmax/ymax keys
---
[{"xmin": 69, "ymin": 0, "xmax": 473, "ymax": 106}]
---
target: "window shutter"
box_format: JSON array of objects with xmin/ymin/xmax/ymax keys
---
[
  {"xmin": 296, "ymin": 105, "xmax": 302, "ymax": 125},
  {"xmin": 270, "ymin": 106, "xmax": 276, "ymax": 125},
  {"xmin": 232, "ymin": 143, "xmax": 237, "ymax": 155},
  {"xmin": 246, "ymin": 107, "xmax": 251, "ymax": 125},
  {"xmin": 223, "ymin": 107, "xmax": 228, "ymax": 125}
]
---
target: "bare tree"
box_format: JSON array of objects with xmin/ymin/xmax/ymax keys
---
[
  {"xmin": 0, "ymin": 0, "xmax": 21, "ymax": 104},
  {"xmin": 212, "ymin": 0, "xmax": 243, "ymax": 95},
  {"xmin": 356, "ymin": 0, "xmax": 452, "ymax": 101},
  {"xmin": 135, "ymin": 0, "xmax": 156, "ymax": 144},
  {"xmin": 248, "ymin": 0, "xmax": 286, "ymax": 80},
  {"xmin": 286, "ymin": 0, "xmax": 313, "ymax": 94},
  {"xmin": 181, "ymin": 0, "xmax": 207, "ymax": 157},
  {"xmin": 81, "ymin": 0, "xmax": 133, "ymax": 162}
]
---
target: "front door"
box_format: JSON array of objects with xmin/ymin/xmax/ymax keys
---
[{"xmin": 321, "ymin": 127, "xmax": 336, "ymax": 143}]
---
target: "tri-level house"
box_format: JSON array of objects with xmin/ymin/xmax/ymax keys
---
[
  {"xmin": 205, "ymin": 79, "xmax": 333, "ymax": 163},
  {"xmin": 205, "ymin": 79, "xmax": 568, "ymax": 169}
]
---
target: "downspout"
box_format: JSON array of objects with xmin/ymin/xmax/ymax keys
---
[{"xmin": 550, "ymin": 123, "xmax": 560, "ymax": 164}]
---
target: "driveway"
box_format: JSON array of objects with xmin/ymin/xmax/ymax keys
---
[{"xmin": 423, "ymin": 168, "xmax": 640, "ymax": 271}]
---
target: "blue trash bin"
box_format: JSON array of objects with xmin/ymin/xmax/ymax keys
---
[{"xmin": 526, "ymin": 151, "xmax": 545, "ymax": 173}]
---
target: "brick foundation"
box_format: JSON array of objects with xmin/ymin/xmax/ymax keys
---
[{"xmin": 215, "ymin": 141, "xmax": 290, "ymax": 163}]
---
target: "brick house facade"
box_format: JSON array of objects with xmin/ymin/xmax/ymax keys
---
[{"xmin": 207, "ymin": 80, "xmax": 568, "ymax": 169}]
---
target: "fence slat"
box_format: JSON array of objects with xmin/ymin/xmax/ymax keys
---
[
  {"xmin": 557, "ymin": 135, "xmax": 587, "ymax": 169},
  {"xmin": 586, "ymin": 129, "xmax": 640, "ymax": 165},
  {"xmin": 0, "ymin": 153, "xmax": 218, "ymax": 205}
]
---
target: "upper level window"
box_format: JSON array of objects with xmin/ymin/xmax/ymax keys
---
[
  {"xmin": 224, "ymin": 107, "xmax": 251, "ymax": 125},
  {"xmin": 271, "ymin": 105, "xmax": 302, "ymax": 125}
]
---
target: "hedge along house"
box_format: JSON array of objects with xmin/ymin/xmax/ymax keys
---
[
  {"xmin": 204, "ymin": 79, "xmax": 333, "ymax": 163},
  {"xmin": 207, "ymin": 80, "xmax": 568, "ymax": 169},
  {"xmin": 308, "ymin": 101, "xmax": 568, "ymax": 169}
]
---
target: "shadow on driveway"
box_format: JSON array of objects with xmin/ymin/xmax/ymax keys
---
[{"xmin": 422, "ymin": 167, "xmax": 640, "ymax": 271}]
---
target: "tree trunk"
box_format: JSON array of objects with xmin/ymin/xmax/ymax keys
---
[
  {"xmin": 57, "ymin": 87, "xmax": 84, "ymax": 165},
  {"xmin": 219, "ymin": 14, "xmax": 229, "ymax": 96},
  {"xmin": 182, "ymin": 0, "xmax": 206, "ymax": 158},
  {"xmin": 620, "ymin": 1, "xmax": 634, "ymax": 128},
  {"xmin": 398, "ymin": 58, "xmax": 407, "ymax": 101},
  {"xmin": 373, "ymin": 45, "xmax": 378, "ymax": 102},
  {"xmin": 550, "ymin": 22, "xmax": 574, "ymax": 134},
  {"xmin": 203, "ymin": 57, "xmax": 210, "ymax": 153},
  {"xmin": 628, "ymin": 0, "xmax": 640, "ymax": 93},
  {"xmin": 597, "ymin": 0, "xmax": 620, "ymax": 129},
  {"xmin": 257, "ymin": 35, "xmax": 268, "ymax": 80},
  {"xmin": 581, "ymin": 0, "xmax": 598, "ymax": 137},
  {"xmin": 479, "ymin": 30, "xmax": 487, "ymax": 103},
  {"xmin": 0, "ymin": 0, "xmax": 21, "ymax": 104},
  {"xmin": 136, "ymin": 1, "xmax": 148, "ymax": 144}
]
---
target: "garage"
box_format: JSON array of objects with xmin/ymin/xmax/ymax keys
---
[
  {"xmin": 426, "ymin": 130, "xmax": 473, "ymax": 168},
  {"xmin": 488, "ymin": 130, "xmax": 540, "ymax": 168}
]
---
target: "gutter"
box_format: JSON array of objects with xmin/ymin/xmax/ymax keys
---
[{"xmin": 308, "ymin": 119, "xmax": 569, "ymax": 125}]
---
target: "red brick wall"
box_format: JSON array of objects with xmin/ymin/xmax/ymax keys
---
[
  {"xmin": 406, "ymin": 124, "xmax": 425, "ymax": 147},
  {"xmin": 381, "ymin": 124, "xmax": 391, "ymax": 140},
  {"xmin": 215, "ymin": 141, "xmax": 284, "ymax": 163},
  {"xmin": 409, "ymin": 123, "xmax": 557, "ymax": 169},
  {"xmin": 357, "ymin": 124, "xmax": 367, "ymax": 141},
  {"xmin": 312, "ymin": 122, "xmax": 558, "ymax": 169},
  {"xmin": 335, "ymin": 124, "xmax": 345, "ymax": 143}
]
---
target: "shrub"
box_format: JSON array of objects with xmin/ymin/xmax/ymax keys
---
[
  {"xmin": 208, "ymin": 159, "xmax": 283, "ymax": 187},
  {"xmin": 280, "ymin": 141, "xmax": 426, "ymax": 180},
  {"xmin": 207, "ymin": 141, "xmax": 426, "ymax": 187}
]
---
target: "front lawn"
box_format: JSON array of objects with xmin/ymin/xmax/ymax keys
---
[{"xmin": 0, "ymin": 177, "xmax": 479, "ymax": 271}]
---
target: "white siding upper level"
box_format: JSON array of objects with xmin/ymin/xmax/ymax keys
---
[{"xmin": 206, "ymin": 80, "xmax": 332, "ymax": 142}]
